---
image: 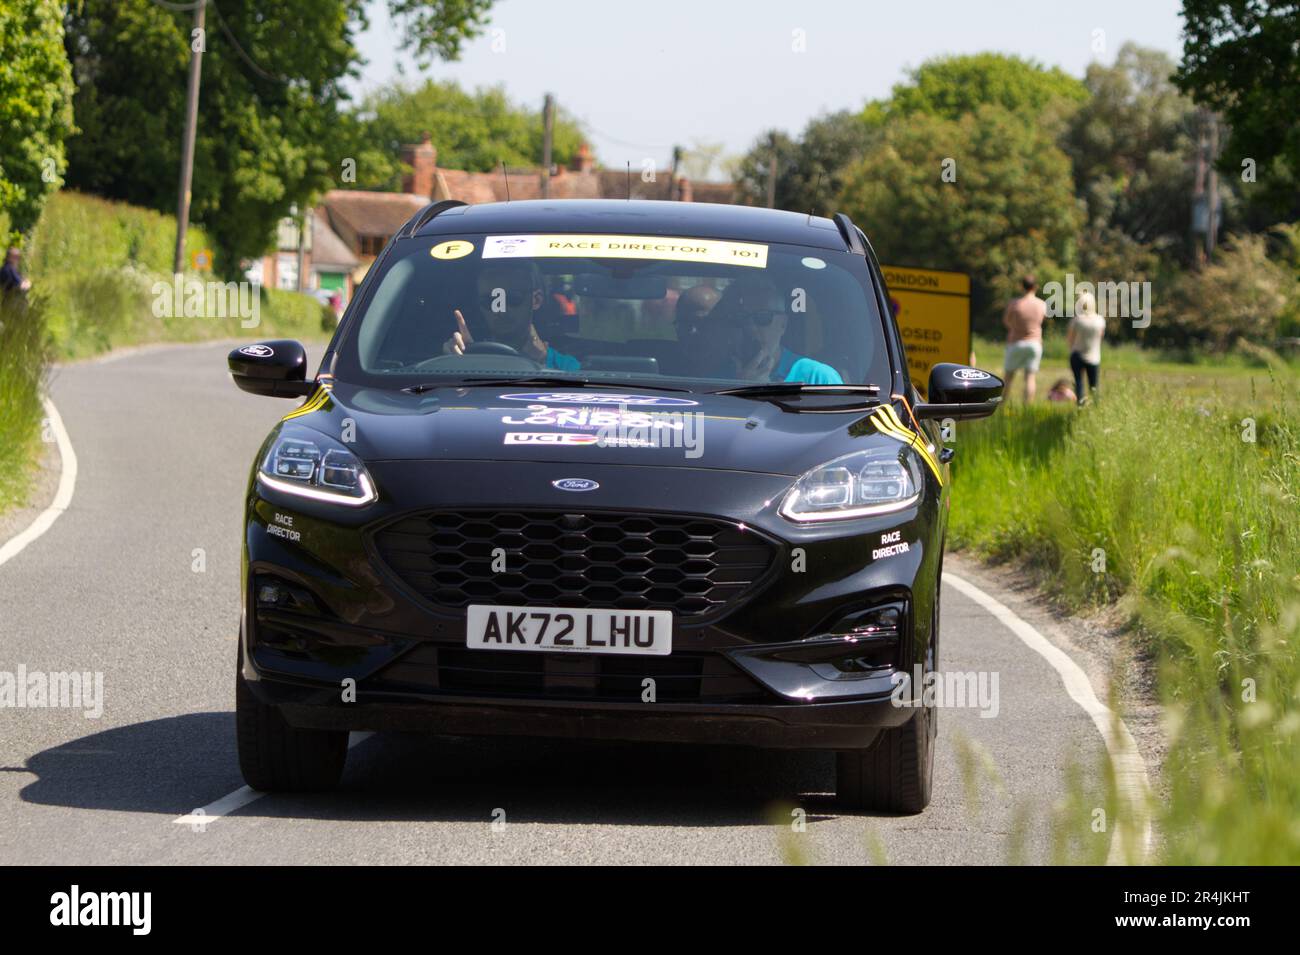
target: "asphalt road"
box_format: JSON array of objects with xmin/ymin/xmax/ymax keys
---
[{"xmin": 1, "ymin": 341, "xmax": 1110, "ymax": 864}]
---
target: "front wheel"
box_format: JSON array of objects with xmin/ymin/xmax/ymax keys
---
[
  {"xmin": 836, "ymin": 589, "xmax": 938, "ymax": 814},
  {"xmin": 236, "ymin": 669, "xmax": 348, "ymax": 792}
]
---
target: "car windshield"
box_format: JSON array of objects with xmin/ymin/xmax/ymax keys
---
[{"xmin": 333, "ymin": 232, "xmax": 893, "ymax": 392}]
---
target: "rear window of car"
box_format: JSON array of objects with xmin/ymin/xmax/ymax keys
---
[{"xmin": 333, "ymin": 232, "xmax": 893, "ymax": 391}]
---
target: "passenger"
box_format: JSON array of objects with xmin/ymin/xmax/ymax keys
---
[
  {"xmin": 442, "ymin": 260, "xmax": 580, "ymax": 371},
  {"xmin": 672, "ymin": 284, "xmax": 722, "ymax": 376},
  {"xmin": 712, "ymin": 278, "xmax": 843, "ymax": 384}
]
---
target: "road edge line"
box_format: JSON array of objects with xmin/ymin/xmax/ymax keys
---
[
  {"xmin": 0, "ymin": 397, "xmax": 78, "ymax": 570},
  {"xmin": 171, "ymin": 732, "xmax": 373, "ymax": 828},
  {"xmin": 944, "ymin": 572, "xmax": 1154, "ymax": 864}
]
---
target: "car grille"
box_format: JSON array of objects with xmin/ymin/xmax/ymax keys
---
[
  {"xmin": 370, "ymin": 510, "xmax": 777, "ymax": 619},
  {"xmin": 372, "ymin": 645, "xmax": 770, "ymax": 704}
]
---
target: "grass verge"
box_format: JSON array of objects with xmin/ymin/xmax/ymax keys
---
[{"xmin": 948, "ymin": 365, "xmax": 1300, "ymax": 863}]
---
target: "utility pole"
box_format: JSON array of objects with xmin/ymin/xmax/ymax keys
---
[
  {"xmin": 1205, "ymin": 114, "xmax": 1220, "ymax": 259},
  {"xmin": 765, "ymin": 132, "xmax": 777, "ymax": 209},
  {"xmin": 297, "ymin": 208, "xmax": 312, "ymax": 293},
  {"xmin": 541, "ymin": 93, "xmax": 554, "ymax": 198},
  {"xmin": 670, "ymin": 145, "xmax": 682, "ymax": 201},
  {"xmin": 173, "ymin": 0, "xmax": 206, "ymax": 276}
]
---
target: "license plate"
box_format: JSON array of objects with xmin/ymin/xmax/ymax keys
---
[{"xmin": 465, "ymin": 605, "xmax": 672, "ymax": 656}]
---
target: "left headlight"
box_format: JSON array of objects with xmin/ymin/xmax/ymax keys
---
[
  {"xmin": 779, "ymin": 446, "xmax": 921, "ymax": 522},
  {"xmin": 257, "ymin": 423, "xmax": 377, "ymax": 506}
]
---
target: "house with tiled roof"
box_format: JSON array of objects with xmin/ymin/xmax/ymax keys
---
[{"xmin": 256, "ymin": 135, "xmax": 738, "ymax": 300}]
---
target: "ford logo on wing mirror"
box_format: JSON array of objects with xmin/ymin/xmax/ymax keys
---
[{"xmin": 552, "ymin": 478, "xmax": 600, "ymax": 492}]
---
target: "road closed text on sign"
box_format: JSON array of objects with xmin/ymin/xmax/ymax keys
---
[{"xmin": 881, "ymin": 265, "xmax": 971, "ymax": 393}]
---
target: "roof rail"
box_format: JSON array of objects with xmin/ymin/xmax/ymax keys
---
[
  {"xmin": 832, "ymin": 212, "xmax": 865, "ymax": 256},
  {"xmin": 402, "ymin": 199, "xmax": 467, "ymax": 239}
]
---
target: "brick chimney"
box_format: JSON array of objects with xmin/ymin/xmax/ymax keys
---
[
  {"xmin": 676, "ymin": 176, "xmax": 693, "ymax": 203},
  {"xmin": 574, "ymin": 142, "xmax": 594, "ymax": 174},
  {"xmin": 401, "ymin": 133, "xmax": 437, "ymax": 197}
]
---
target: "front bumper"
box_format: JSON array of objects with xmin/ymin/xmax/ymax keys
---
[
  {"xmin": 242, "ymin": 459, "xmax": 942, "ymax": 751},
  {"xmin": 246, "ymin": 669, "xmax": 915, "ymax": 750}
]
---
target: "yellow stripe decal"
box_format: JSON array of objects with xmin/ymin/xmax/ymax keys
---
[
  {"xmin": 870, "ymin": 407, "xmax": 943, "ymax": 485},
  {"xmin": 281, "ymin": 386, "xmax": 329, "ymax": 421}
]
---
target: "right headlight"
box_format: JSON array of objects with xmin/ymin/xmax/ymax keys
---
[
  {"xmin": 257, "ymin": 423, "xmax": 377, "ymax": 506},
  {"xmin": 779, "ymin": 446, "xmax": 922, "ymax": 522}
]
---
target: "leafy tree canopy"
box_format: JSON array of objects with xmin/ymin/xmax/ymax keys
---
[
  {"xmin": 838, "ymin": 105, "xmax": 1081, "ymax": 328},
  {"xmin": 1176, "ymin": 0, "xmax": 1300, "ymax": 217},
  {"xmin": 63, "ymin": 0, "xmax": 492, "ymax": 275},
  {"xmin": 0, "ymin": 0, "xmax": 76, "ymax": 238}
]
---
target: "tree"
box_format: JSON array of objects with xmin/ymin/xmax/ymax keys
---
[
  {"xmin": 1061, "ymin": 44, "xmax": 1207, "ymax": 261},
  {"xmin": 1176, "ymin": 0, "xmax": 1300, "ymax": 217},
  {"xmin": 0, "ymin": 0, "xmax": 75, "ymax": 238},
  {"xmin": 733, "ymin": 112, "xmax": 877, "ymax": 213},
  {"xmin": 1165, "ymin": 231, "xmax": 1290, "ymax": 351},
  {"xmin": 838, "ymin": 105, "xmax": 1081, "ymax": 330},
  {"xmin": 341, "ymin": 79, "xmax": 585, "ymax": 190},
  {"xmin": 868, "ymin": 52, "xmax": 1088, "ymax": 126},
  {"xmin": 63, "ymin": 0, "xmax": 492, "ymax": 275}
]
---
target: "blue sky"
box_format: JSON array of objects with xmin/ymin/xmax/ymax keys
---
[{"xmin": 353, "ymin": 0, "xmax": 1186, "ymax": 173}]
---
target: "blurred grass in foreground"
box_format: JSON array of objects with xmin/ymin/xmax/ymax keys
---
[
  {"xmin": 0, "ymin": 297, "xmax": 51, "ymax": 512},
  {"xmin": 948, "ymin": 366, "xmax": 1300, "ymax": 863}
]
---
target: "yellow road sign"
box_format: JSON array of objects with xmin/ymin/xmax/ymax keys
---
[{"xmin": 881, "ymin": 265, "xmax": 971, "ymax": 393}]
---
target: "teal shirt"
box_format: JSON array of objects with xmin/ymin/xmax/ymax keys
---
[
  {"xmin": 774, "ymin": 347, "xmax": 842, "ymax": 384},
  {"xmin": 546, "ymin": 346, "xmax": 581, "ymax": 372}
]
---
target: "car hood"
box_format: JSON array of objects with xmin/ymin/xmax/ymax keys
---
[{"xmin": 291, "ymin": 382, "xmax": 898, "ymax": 478}]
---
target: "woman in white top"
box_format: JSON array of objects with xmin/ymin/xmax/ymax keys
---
[{"xmin": 1066, "ymin": 291, "xmax": 1106, "ymax": 405}]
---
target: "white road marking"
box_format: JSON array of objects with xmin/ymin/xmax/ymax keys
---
[
  {"xmin": 0, "ymin": 397, "xmax": 78, "ymax": 570},
  {"xmin": 945, "ymin": 573, "xmax": 1154, "ymax": 864},
  {"xmin": 172, "ymin": 732, "xmax": 373, "ymax": 828}
]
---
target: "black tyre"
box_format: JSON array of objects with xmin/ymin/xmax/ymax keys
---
[
  {"xmin": 236, "ymin": 669, "xmax": 348, "ymax": 792},
  {"xmin": 836, "ymin": 587, "xmax": 938, "ymax": 814}
]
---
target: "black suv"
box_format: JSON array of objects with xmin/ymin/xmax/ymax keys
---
[{"xmin": 228, "ymin": 199, "xmax": 1002, "ymax": 813}]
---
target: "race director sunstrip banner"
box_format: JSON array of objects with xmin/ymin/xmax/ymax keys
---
[{"xmin": 483, "ymin": 234, "xmax": 769, "ymax": 269}]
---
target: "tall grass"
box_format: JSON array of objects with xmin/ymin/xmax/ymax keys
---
[
  {"xmin": 0, "ymin": 297, "xmax": 51, "ymax": 510},
  {"xmin": 949, "ymin": 374, "xmax": 1300, "ymax": 862}
]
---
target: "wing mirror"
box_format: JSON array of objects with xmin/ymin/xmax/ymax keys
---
[
  {"xmin": 228, "ymin": 340, "xmax": 315, "ymax": 398},
  {"xmin": 914, "ymin": 363, "xmax": 1003, "ymax": 420}
]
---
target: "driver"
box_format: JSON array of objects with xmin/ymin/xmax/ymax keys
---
[{"xmin": 442, "ymin": 260, "xmax": 580, "ymax": 371}]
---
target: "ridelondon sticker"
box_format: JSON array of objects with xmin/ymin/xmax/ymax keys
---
[
  {"xmin": 500, "ymin": 392, "xmax": 699, "ymax": 407},
  {"xmin": 483, "ymin": 234, "xmax": 768, "ymax": 269}
]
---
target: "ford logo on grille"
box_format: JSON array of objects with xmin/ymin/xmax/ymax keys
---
[{"xmin": 552, "ymin": 478, "xmax": 599, "ymax": 492}]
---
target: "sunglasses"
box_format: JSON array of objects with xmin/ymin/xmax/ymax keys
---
[{"xmin": 730, "ymin": 309, "xmax": 782, "ymax": 328}]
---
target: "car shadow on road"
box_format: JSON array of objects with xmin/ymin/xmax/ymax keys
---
[{"xmin": 17, "ymin": 713, "xmax": 853, "ymax": 826}]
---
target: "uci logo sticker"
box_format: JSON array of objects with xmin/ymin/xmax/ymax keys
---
[
  {"xmin": 430, "ymin": 240, "xmax": 475, "ymax": 260},
  {"xmin": 240, "ymin": 344, "xmax": 274, "ymax": 358},
  {"xmin": 501, "ymin": 392, "xmax": 699, "ymax": 407},
  {"xmin": 552, "ymin": 478, "xmax": 599, "ymax": 492},
  {"xmin": 953, "ymin": 368, "xmax": 991, "ymax": 381}
]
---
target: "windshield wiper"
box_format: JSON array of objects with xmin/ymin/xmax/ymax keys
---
[
  {"xmin": 711, "ymin": 383, "xmax": 884, "ymax": 412},
  {"xmin": 402, "ymin": 376, "xmax": 693, "ymax": 395}
]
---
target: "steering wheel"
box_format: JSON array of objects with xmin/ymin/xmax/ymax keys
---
[{"xmin": 464, "ymin": 341, "xmax": 521, "ymax": 357}]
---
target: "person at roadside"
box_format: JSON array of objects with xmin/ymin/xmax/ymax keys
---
[
  {"xmin": 1047, "ymin": 378, "xmax": 1077, "ymax": 403},
  {"xmin": 709, "ymin": 277, "xmax": 842, "ymax": 384},
  {"xmin": 442, "ymin": 260, "xmax": 579, "ymax": 371},
  {"xmin": 1, "ymin": 247, "xmax": 32, "ymax": 306},
  {"xmin": 1002, "ymin": 274, "xmax": 1047, "ymax": 402},
  {"xmin": 1066, "ymin": 290, "xmax": 1105, "ymax": 406}
]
